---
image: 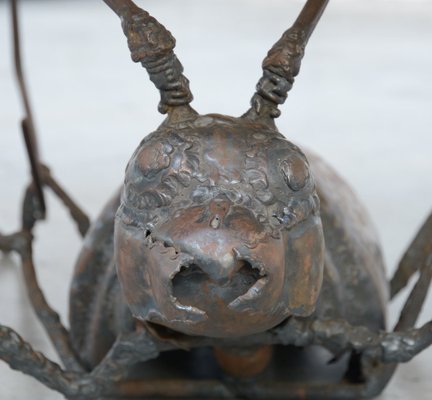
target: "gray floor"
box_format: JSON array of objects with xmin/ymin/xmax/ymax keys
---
[{"xmin": 0, "ymin": 0, "xmax": 431, "ymax": 398}]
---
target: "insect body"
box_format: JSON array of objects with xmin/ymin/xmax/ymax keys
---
[
  {"xmin": 1, "ymin": 0, "xmax": 431, "ymax": 399},
  {"xmin": 70, "ymin": 112, "xmax": 388, "ymax": 375}
]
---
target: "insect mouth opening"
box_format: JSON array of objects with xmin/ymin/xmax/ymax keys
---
[
  {"xmin": 171, "ymin": 260, "xmax": 267, "ymax": 313},
  {"xmin": 146, "ymin": 320, "xmax": 195, "ymax": 343}
]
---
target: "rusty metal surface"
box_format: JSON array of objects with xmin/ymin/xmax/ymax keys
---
[{"xmin": 1, "ymin": 0, "xmax": 432, "ymax": 399}]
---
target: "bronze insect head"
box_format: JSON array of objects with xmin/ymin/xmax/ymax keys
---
[
  {"xmin": 115, "ymin": 114, "xmax": 324, "ymax": 338},
  {"xmin": 108, "ymin": 0, "xmax": 327, "ymax": 340},
  {"xmin": 1, "ymin": 0, "xmax": 431, "ymax": 399}
]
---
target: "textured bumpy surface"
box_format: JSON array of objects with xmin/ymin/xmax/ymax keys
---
[
  {"xmin": 116, "ymin": 114, "xmax": 325, "ymax": 337},
  {"xmin": 70, "ymin": 114, "xmax": 388, "ymax": 372},
  {"xmin": 1, "ymin": 0, "xmax": 432, "ymax": 399}
]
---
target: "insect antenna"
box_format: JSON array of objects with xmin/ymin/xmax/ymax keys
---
[
  {"xmin": 243, "ymin": 0, "xmax": 330, "ymax": 127},
  {"xmin": 103, "ymin": 0, "xmax": 196, "ymax": 119}
]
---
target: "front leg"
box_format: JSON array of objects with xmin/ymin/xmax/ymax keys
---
[
  {"xmin": 310, "ymin": 319, "xmax": 432, "ymax": 364},
  {"xmin": 0, "ymin": 325, "xmax": 161, "ymax": 399},
  {"xmin": 261, "ymin": 317, "xmax": 425, "ymax": 398},
  {"xmin": 273, "ymin": 315, "xmax": 432, "ymax": 365}
]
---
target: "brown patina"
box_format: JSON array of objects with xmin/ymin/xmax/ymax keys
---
[
  {"xmin": 1, "ymin": 1, "xmax": 431, "ymax": 399},
  {"xmin": 115, "ymin": 115, "xmax": 324, "ymax": 338}
]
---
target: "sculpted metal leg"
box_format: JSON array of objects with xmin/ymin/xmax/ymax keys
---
[
  {"xmin": 308, "ymin": 319, "xmax": 432, "ymax": 365},
  {"xmin": 0, "ymin": 182, "xmax": 88, "ymax": 371},
  {"xmin": 0, "ymin": 327, "xmax": 159, "ymax": 399},
  {"xmin": 390, "ymin": 212, "xmax": 432, "ymax": 299},
  {"xmin": 0, "ymin": 231, "xmax": 29, "ymax": 254},
  {"xmin": 31, "ymin": 167, "xmax": 90, "ymax": 237},
  {"xmin": 1, "ymin": 0, "xmax": 91, "ymax": 376},
  {"xmin": 41, "ymin": 166, "xmax": 90, "ymax": 237},
  {"xmin": 303, "ymin": 213, "xmax": 432, "ymax": 398},
  {"xmin": 0, "ymin": 325, "xmax": 80, "ymax": 396},
  {"xmin": 2, "ymin": 0, "xmax": 430, "ymax": 398}
]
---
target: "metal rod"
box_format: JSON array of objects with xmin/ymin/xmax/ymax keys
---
[
  {"xmin": 103, "ymin": 0, "xmax": 141, "ymax": 17},
  {"xmin": 43, "ymin": 168, "xmax": 90, "ymax": 237},
  {"xmin": 390, "ymin": 211, "xmax": 432, "ymax": 299},
  {"xmin": 21, "ymin": 118, "xmax": 46, "ymax": 217},
  {"xmin": 11, "ymin": 0, "xmax": 46, "ymax": 215},
  {"xmin": 395, "ymin": 254, "xmax": 432, "ymax": 331},
  {"xmin": 293, "ymin": 0, "xmax": 330, "ymax": 42}
]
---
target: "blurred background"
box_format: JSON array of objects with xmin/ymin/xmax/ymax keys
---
[{"xmin": 0, "ymin": 0, "xmax": 431, "ymax": 398}]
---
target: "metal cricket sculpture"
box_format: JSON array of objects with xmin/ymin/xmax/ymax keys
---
[{"xmin": 1, "ymin": 0, "xmax": 431, "ymax": 398}]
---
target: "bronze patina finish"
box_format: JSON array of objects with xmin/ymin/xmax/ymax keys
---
[
  {"xmin": 114, "ymin": 115, "xmax": 324, "ymax": 338},
  {"xmin": 1, "ymin": 0, "xmax": 432, "ymax": 399}
]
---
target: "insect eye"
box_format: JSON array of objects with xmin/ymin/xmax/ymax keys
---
[{"xmin": 281, "ymin": 154, "xmax": 310, "ymax": 191}]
